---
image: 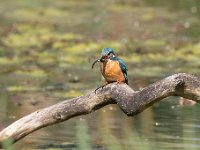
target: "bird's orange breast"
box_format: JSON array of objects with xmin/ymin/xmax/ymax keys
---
[{"xmin": 100, "ymin": 60, "xmax": 125, "ymax": 83}]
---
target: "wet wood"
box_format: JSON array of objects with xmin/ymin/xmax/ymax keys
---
[{"xmin": 0, "ymin": 73, "xmax": 200, "ymax": 147}]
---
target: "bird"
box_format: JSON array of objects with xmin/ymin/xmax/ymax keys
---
[{"xmin": 92, "ymin": 47, "xmax": 128, "ymax": 85}]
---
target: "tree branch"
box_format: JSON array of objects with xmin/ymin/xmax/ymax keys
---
[{"xmin": 0, "ymin": 73, "xmax": 200, "ymax": 147}]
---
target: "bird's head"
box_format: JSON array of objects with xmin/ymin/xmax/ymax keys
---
[
  {"xmin": 92, "ymin": 47, "xmax": 115, "ymax": 69},
  {"xmin": 100, "ymin": 47, "xmax": 115, "ymax": 62}
]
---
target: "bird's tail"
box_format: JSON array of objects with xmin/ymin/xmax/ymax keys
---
[
  {"xmin": 125, "ymin": 79, "xmax": 128, "ymax": 85},
  {"xmin": 123, "ymin": 73, "xmax": 128, "ymax": 85}
]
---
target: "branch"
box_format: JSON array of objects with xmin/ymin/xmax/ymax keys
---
[{"xmin": 0, "ymin": 73, "xmax": 200, "ymax": 147}]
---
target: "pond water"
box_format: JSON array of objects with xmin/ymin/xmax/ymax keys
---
[
  {"xmin": 12, "ymin": 101, "xmax": 200, "ymax": 150},
  {"xmin": 0, "ymin": 0, "xmax": 200, "ymax": 149}
]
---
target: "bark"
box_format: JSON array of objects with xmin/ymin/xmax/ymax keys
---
[{"xmin": 0, "ymin": 73, "xmax": 200, "ymax": 147}]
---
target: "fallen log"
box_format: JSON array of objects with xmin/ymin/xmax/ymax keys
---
[{"xmin": 0, "ymin": 73, "xmax": 200, "ymax": 148}]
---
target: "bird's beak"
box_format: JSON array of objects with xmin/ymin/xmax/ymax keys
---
[
  {"xmin": 92, "ymin": 55, "xmax": 107, "ymax": 69},
  {"xmin": 91, "ymin": 58, "xmax": 100, "ymax": 69}
]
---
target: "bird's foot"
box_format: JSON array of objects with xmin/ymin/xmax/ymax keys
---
[
  {"xmin": 116, "ymin": 81, "xmax": 123, "ymax": 84},
  {"xmin": 94, "ymin": 83, "xmax": 108, "ymax": 93}
]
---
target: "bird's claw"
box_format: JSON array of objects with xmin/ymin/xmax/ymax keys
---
[{"xmin": 94, "ymin": 84, "xmax": 107, "ymax": 93}]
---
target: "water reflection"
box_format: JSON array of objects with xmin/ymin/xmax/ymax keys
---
[
  {"xmin": 27, "ymin": 102, "xmax": 200, "ymax": 150},
  {"xmin": 0, "ymin": 0, "xmax": 199, "ymax": 149}
]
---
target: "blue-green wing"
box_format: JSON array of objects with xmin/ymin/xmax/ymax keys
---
[{"xmin": 117, "ymin": 58, "xmax": 128, "ymax": 84}]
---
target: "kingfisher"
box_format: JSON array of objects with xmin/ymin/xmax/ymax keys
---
[{"xmin": 92, "ymin": 47, "xmax": 128, "ymax": 85}]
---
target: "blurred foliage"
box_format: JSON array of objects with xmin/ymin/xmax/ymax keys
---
[
  {"xmin": 0, "ymin": 0, "xmax": 199, "ymax": 149},
  {"xmin": 7, "ymin": 85, "xmax": 39, "ymax": 92}
]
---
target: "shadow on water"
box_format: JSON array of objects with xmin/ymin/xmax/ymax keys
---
[{"xmin": 0, "ymin": 0, "xmax": 199, "ymax": 149}]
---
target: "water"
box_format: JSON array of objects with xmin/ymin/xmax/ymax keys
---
[
  {"xmin": 11, "ymin": 102, "xmax": 200, "ymax": 150},
  {"xmin": 0, "ymin": 0, "xmax": 199, "ymax": 149}
]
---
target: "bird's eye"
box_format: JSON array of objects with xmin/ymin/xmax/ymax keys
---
[{"xmin": 108, "ymin": 52, "xmax": 114, "ymax": 57}]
